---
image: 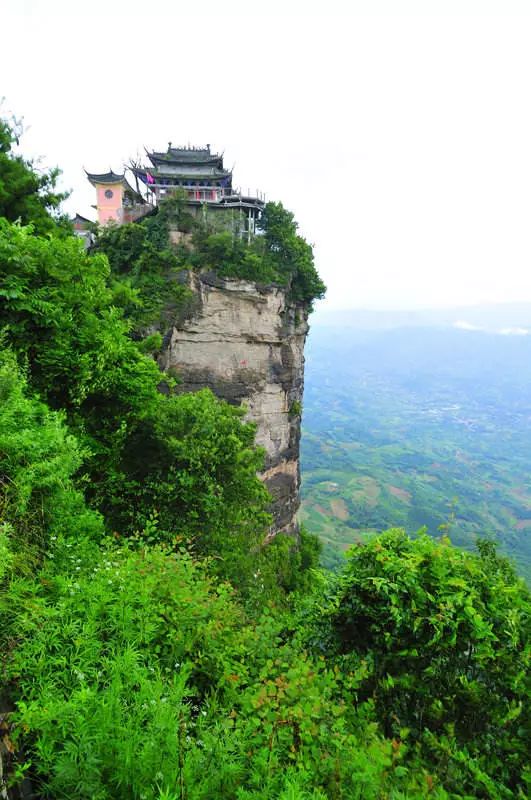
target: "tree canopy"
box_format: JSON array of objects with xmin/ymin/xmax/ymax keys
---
[
  {"xmin": 94, "ymin": 195, "xmax": 326, "ymax": 327},
  {"xmin": 0, "ymin": 116, "xmax": 68, "ymax": 235},
  {"xmin": 312, "ymin": 530, "xmax": 530, "ymax": 797}
]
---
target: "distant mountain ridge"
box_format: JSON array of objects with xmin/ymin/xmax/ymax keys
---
[{"xmin": 312, "ymin": 302, "xmax": 531, "ymax": 333}]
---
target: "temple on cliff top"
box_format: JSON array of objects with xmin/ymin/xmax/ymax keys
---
[
  {"xmin": 84, "ymin": 144, "xmax": 303, "ymax": 536},
  {"xmin": 85, "ymin": 143, "xmax": 265, "ymax": 234}
]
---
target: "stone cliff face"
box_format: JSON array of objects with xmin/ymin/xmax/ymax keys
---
[{"xmin": 158, "ymin": 271, "xmax": 308, "ymax": 535}]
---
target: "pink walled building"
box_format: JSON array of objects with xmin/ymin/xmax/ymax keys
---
[{"xmin": 85, "ymin": 170, "xmax": 149, "ymax": 225}]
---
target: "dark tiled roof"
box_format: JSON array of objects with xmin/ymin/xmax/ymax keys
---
[
  {"xmin": 85, "ymin": 170, "xmax": 125, "ymax": 185},
  {"xmin": 132, "ymin": 167, "xmax": 231, "ymax": 182},
  {"xmin": 72, "ymin": 213, "xmax": 93, "ymax": 224},
  {"xmin": 158, "ymin": 171, "xmax": 230, "ymax": 181},
  {"xmin": 147, "ymin": 145, "xmax": 223, "ymax": 168},
  {"xmin": 85, "ymin": 170, "xmax": 144, "ymax": 202}
]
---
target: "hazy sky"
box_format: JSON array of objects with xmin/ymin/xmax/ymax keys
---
[{"xmin": 3, "ymin": 0, "xmax": 531, "ymax": 310}]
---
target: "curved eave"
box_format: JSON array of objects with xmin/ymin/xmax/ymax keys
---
[
  {"xmin": 132, "ymin": 167, "xmax": 232, "ymax": 183},
  {"xmin": 160, "ymin": 172, "xmax": 231, "ymax": 182},
  {"xmin": 147, "ymin": 153, "xmax": 223, "ymax": 169},
  {"xmin": 72, "ymin": 212, "xmax": 93, "ymax": 225},
  {"xmin": 85, "ymin": 169, "xmax": 125, "ymax": 186}
]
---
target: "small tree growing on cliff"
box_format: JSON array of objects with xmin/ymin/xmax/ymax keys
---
[{"xmin": 257, "ymin": 202, "xmax": 326, "ymax": 307}]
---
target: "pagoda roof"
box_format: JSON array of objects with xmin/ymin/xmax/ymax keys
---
[
  {"xmin": 146, "ymin": 144, "xmax": 223, "ymax": 168},
  {"xmin": 85, "ymin": 169, "xmax": 126, "ymax": 185},
  {"xmin": 132, "ymin": 166, "xmax": 231, "ymax": 182},
  {"xmin": 85, "ymin": 169, "xmax": 144, "ymax": 202}
]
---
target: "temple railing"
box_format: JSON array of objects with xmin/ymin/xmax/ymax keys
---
[{"xmin": 154, "ymin": 184, "xmax": 266, "ymax": 203}]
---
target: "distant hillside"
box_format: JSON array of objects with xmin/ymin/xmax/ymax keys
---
[
  {"xmin": 301, "ymin": 320, "xmax": 531, "ymax": 581},
  {"xmin": 312, "ymin": 302, "xmax": 531, "ymax": 333}
]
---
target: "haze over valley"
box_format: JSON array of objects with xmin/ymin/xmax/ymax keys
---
[{"xmin": 302, "ymin": 304, "xmax": 531, "ymax": 581}]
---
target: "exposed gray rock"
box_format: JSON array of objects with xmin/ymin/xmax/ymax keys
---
[{"xmin": 158, "ymin": 271, "xmax": 308, "ymax": 534}]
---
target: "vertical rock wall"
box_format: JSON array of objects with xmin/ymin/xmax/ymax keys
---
[{"xmin": 158, "ymin": 271, "xmax": 308, "ymax": 534}]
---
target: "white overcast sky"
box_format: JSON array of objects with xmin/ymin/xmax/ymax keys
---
[{"xmin": 2, "ymin": 0, "xmax": 531, "ymax": 310}]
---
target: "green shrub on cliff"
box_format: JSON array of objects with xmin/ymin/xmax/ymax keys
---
[
  {"xmin": 94, "ymin": 195, "xmax": 326, "ymax": 322},
  {"xmin": 258, "ymin": 202, "xmax": 326, "ymax": 306},
  {"xmin": 190, "ymin": 201, "xmax": 326, "ymax": 307},
  {"xmin": 93, "ymin": 214, "xmax": 192, "ymax": 332}
]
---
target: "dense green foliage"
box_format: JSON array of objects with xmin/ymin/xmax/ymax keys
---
[
  {"xmin": 0, "ymin": 117, "xmax": 529, "ymax": 800},
  {"xmin": 0, "ymin": 350, "xmax": 102, "ymax": 571},
  {"xmin": 0, "ymin": 219, "xmax": 272, "ymax": 569},
  {"xmin": 4, "ymin": 515, "xmax": 529, "ymax": 797},
  {"xmin": 1, "ymin": 535, "xmax": 436, "ymax": 800},
  {"xmin": 312, "ymin": 531, "xmax": 530, "ymax": 798},
  {"xmin": 187, "ymin": 201, "xmax": 326, "ymax": 307},
  {"xmin": 93, "ymin": 198, "xmax": 194, "ymax": 331},
  {"xmin": 94, "ymin": 194, "xmax": 326, "ymax": 331}
]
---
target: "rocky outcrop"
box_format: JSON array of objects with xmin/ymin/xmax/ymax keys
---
[{"xmin": 158, "ymin": 271, "xmax": 308, "ymax": 535}]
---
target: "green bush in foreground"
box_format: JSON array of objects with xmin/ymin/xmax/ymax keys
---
[
  {"xmin": 5, "ymin": 526, "xmax": 528, "ymax": 798},
  {"xmin": 0, "ymin": 348, "xmax": 102, "ymax": 572},
  {"xmin": 5, "ymin": 537, "xmax": 448, "ymax": 800},
  {"xmin": 313, "ymin": 530, "xmax": 531, "ymax": 798}
]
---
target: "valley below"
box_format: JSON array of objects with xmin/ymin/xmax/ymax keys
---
[{"xmin": 301, "ymin": 320, "xmax": 531, "ymax": 581}]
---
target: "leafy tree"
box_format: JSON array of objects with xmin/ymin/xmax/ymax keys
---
[
  {"xmin": 318, "ymin": 530, "xmax": 531, "ymax": 797},
  {"xmin": 189, "ymin": 201, "xmax": 326, "ymax": 307},
  {"xmin": 0, "ymin": 219, "xmax": 147, "ymax": 408},
  {"xmin": 95, "ymin": 196, "xmax": 326, "ymax": 316},
  {"xmin": 4, "ymin": 536, "xmax": 447, "ymax": 800},
  {"xmin": 0, "ymin": 348, "xmax": 102, "ymax": 573},
  {"xmin": 0, "ymin": 219, "xmax": 272, "ymax": 573},
  {"xmin": 93, "ymin": 204, "xmax": 193, "ymax": 332},
  {"xmin": 98, "ymin": 388, "xmax": 271, "ymax": 561},
  {"xmin": 0, "ymin": 115, "xmax": 68, "ymax": 235},
  {"xmin": 93, "ymin": 221, "xmax": 147, "ymax": 274},
  {"xmin": 257, "ymin": 202, "xmax": 326, "ymax": 307}
]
